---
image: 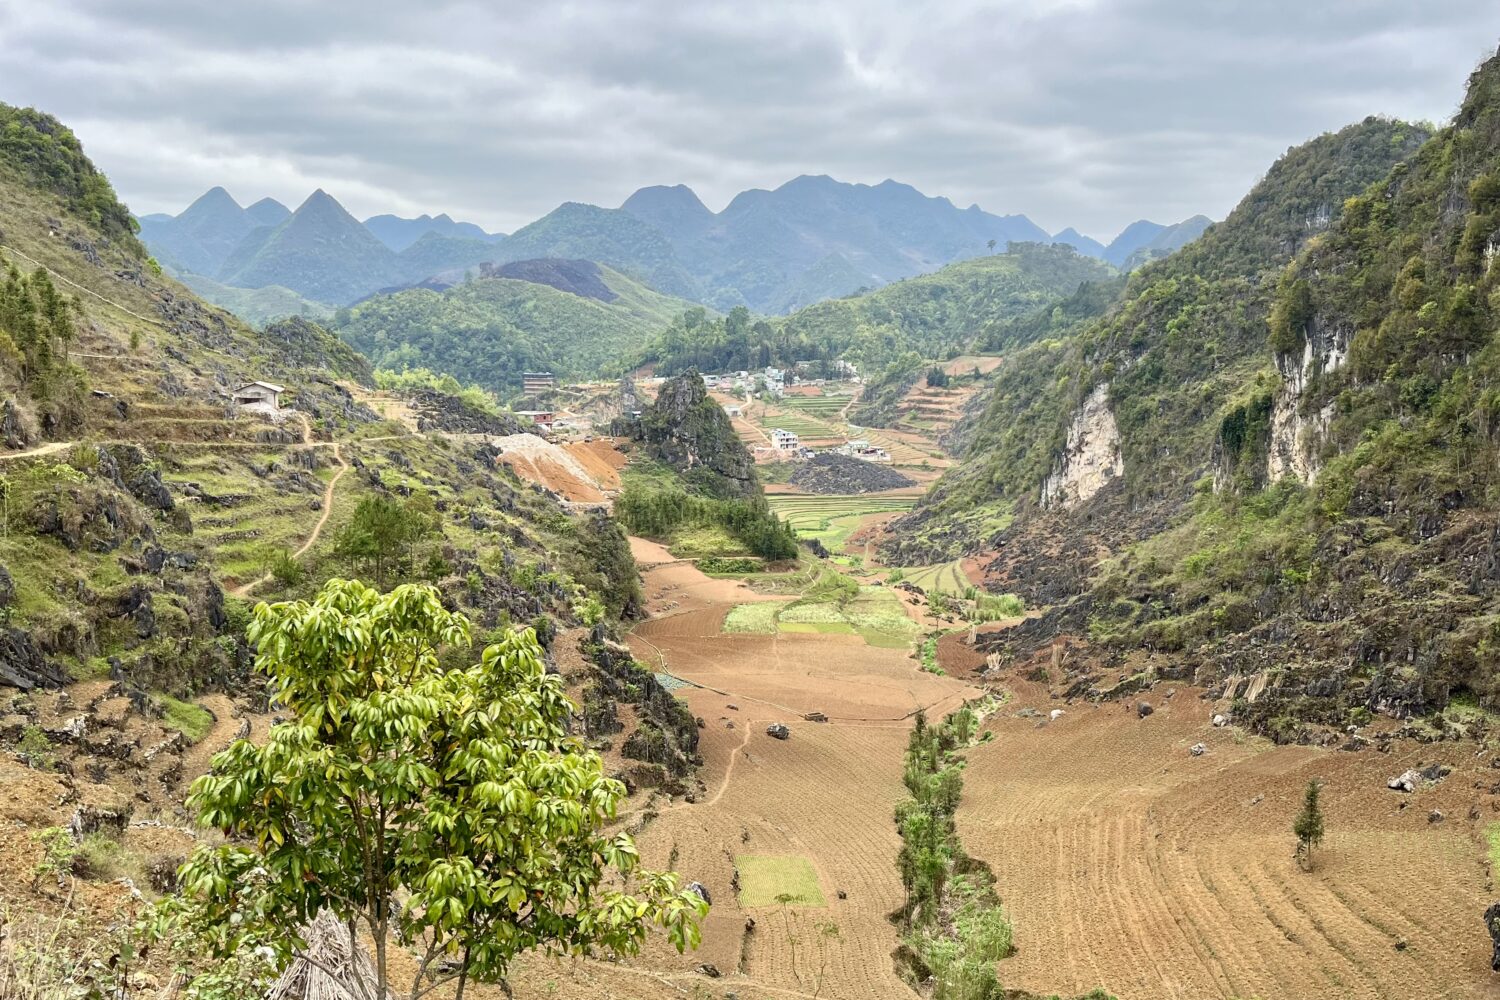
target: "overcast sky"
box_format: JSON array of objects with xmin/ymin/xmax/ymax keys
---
[{"xmin": 3, "ymin": 1, "xmax": 1497, "ymax": 240}]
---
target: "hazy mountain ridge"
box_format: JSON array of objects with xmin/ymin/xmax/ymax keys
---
[
  {"xmin": 140, "ymin": 177, "xmax": 1211, "ymax": 323},
  {"xmin": 138, "ymin": 190, "xmax": 510, "ymax": 306},
  {"xmin": 364, "ymin": 211, "xmax": 505, "ymax": 251}
]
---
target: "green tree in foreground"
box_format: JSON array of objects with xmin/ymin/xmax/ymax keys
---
[
  {"xmin": 153, "ymin": 579, "xmax": 707, "ymax": 1000},
  {"xmin": 1294, "ymin": 779, "xmax": 1325, "ymax": 870}
]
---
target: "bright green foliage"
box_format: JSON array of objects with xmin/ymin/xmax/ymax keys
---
[
  {"xmin": 777, "ymin": 244, "xmax": 1113, "ymax": 370},
  {"xmin": 615, "ymin": 476, "xmax": 798, "ymax": 560},
  {"xmin": 333, "ymin": 494, "xmax": 439, "ymax": 586},
  {"xmin": 643, "ymin": 305, "xmax": 834, "ymax": 377},
  {"xmin": 157, "ymin": 580, "xmax": 706, "ymax": 1000},
  {"xmin": 0, "ymin": 103, "xmax": 138, "ymax": 243},
  {"xmin": 0, "ymin": 262, "xmax": 90, "ymax": 433},
  {"xmin": 157, "ymin": 694, "xmax": 215, "ymax": 744},
  {"xmin": 337, "ymin": 264, "xmax": 697, "ymax": 391},
  {"xmin": 639, "ymin": 244, "xmax": 1115, "ymax": 376},
  {"xmin": 374, "ymin": 367, "xmax": 506, "ymax": 415},
  {"xmin": 894, "ymin": 705, "xmax": 1013, "ymax": 998}
]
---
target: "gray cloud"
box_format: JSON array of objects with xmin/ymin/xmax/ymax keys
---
[{"xmin": 1, "ymin": 0, "xmax": 1496, "ymax": 239}]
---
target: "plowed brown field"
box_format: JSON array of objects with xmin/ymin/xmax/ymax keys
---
[
  {"xmin": 602, "ymin": 545, "xmax": 982, "ymax": 998},
  {"xmin": 958, "ymin": 677, "xmax": 1500, "ymax": 1000}
]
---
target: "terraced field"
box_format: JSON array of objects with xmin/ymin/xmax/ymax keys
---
[
  {"xmin": 757, "ymin": 411, "xmax": 842, "ymax": 440},
  {"xmin": 895, "ymin": 559, "xmax": 972, "ymax": 595},
  {"xmin": 159, "ymin": 442, "xmax": 349, "ymax": 583},
  {"xmin": 768, "ymin": 493, "xmax": 919, "ymax": 558},
  {"xmin": 616, "ymin": 551, "xmax": 983, "ymax": 1000},
  {"xmin": 723, "ymin": 586, "xmax": 922, "ymax": 648},
  {"xmin": 781, "ymin": 392, "xmax": 853, "ymax": 418}
]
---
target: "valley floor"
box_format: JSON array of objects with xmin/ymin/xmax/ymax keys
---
[{"xmin": 535, "ymin": 546, "xmax": 1500, "ymax": 1000}]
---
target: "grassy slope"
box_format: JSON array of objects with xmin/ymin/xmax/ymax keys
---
[{"xmin": 0, "ymin": 103, "xmax": 644, "ymax": 697}]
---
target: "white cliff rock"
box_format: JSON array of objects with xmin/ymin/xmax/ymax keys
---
[
  {"xmin": 1267, "ymin": 319, "xmax": 1350, "ymax": 484},
  {"xmin": 1042, "ymin": 383, "xmax": 1123, "ymax": 510}
]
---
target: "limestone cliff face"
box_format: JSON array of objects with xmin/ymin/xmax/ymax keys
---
[
  {"xmin": 1041, "ymin": 383, "xmax": 1123, "ymax": 509},
  {"xmin": 1267, "ymin": 316, "xmax": 1350, "ymax": 483}
]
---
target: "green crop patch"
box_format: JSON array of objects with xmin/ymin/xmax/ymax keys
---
[
  {"xmin": 723, "ymin": 602, "xmax": 786, "ymax": 634},
  {"xmin": 898, "ymin": 560, "xmax": 971, "ymax": 596},
  {"xmin": 778, "ymin": 620, "xmax": 855, "ymax": 635},
  {"xmin": 736, "ymin": 855, "xmax": 827, "ymax": 907}
]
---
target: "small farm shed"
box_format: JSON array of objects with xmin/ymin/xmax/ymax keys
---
[{"xmin": 233, "ymin": 381, "xmax": 285, "ymax": 411}]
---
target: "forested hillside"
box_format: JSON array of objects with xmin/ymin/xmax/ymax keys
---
[
  {"xmin": 639, "ymin": 242, "xmax": 1115, "ymax": 377},
  {"xmin": 890, "ymin": 55, "xmax": 1500, "ymax": 741},
  {"xmin": 333, "ymin": 260, "xmax": 699, "ymax": 390},
  {"xmin": 903, "ymin": 113, "xmax": 1430, "ymax": 546},
  {"xmin": 614, "ymin": 371, "xmax": 798, "ymax": 560}
]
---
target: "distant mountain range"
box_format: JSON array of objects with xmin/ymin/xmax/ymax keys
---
[
  {"xmin": 137, "ymin": 178, "xmax": 1211, "ymax": 319},
  {"xmin": 138, "ymin": 187, "xmax": 506, "ymax": 307}
]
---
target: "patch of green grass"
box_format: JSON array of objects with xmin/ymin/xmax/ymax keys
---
[
  {"xmin": 65, "ymin": 656, "xmax": 113, "ymax": 682},
  {"xmin": 667, "ymin": 524, "xmax": 748, "ymax": 559},
  {"xmin": 778, "ymin": 602, "xmax": 846, "ymax": 624},
  {"xmin": 859, "ymin": 628, "xmax": 914, "ymax": 648},
  {"xmin": 757, "ymin": 461, "xmax": 798, "ymax": 484},
  {"xmin": 778, "ymin": 621, "xmax": 856, "ymax": 635},
  {"xmin": 1488, "ymin": 822, "xmax": 1500, "ymax": 874},
  {"xmin": 157, "ymin": 694, "xmax": 214, "ymax": 744},
  {"xmin": 736, "ymin": 855, "xmax": 827, "ymax": 907},
  {"xmin": 77, "ymin": 832, "xmax": 133, "ymax": 881},
  {"xmin": 723, "ymin": 602, "xmax": 785, "ymax": 635}
]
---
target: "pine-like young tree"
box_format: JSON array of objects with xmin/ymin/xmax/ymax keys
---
[{"xmin": 1293, "ymin": 779, "xmax": 1325, "ymax": 869}]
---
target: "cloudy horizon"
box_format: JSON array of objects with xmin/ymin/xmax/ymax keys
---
[{"xmin": 2, "ymin": 1, "xmax": 1497, "ymax": 241}]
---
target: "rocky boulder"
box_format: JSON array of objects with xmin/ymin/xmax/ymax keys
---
[
  {"xmin": 1387, "ymin": 763, "xmax": 1450, "ymax": 792},
  {"xmin": 0, "ymin": 628, "xmax": 67, "ymax": 690},
  {"xmin": 789, "ymin": 452, "xmax": 915, "ymax": 495},
  {"xmin": 766, "ymin": 722, "xmax": 790, "ymax": 740}
]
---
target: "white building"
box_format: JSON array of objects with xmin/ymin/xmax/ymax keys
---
[
  {"xmin": 771, "ymin": 428, "xmax": 800, "ymax": 451},
  {"xmin": 233, "ymin": 381, "xmax": 284, "ymax": 414},
  {"xmin": 838, "ymin": 438, "xmax": 892, "ymax": 463}
]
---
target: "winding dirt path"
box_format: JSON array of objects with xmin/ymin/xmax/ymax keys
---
[{"xmin": 230, "ymin": 415, "xmax": 349, "ymax": 598}]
